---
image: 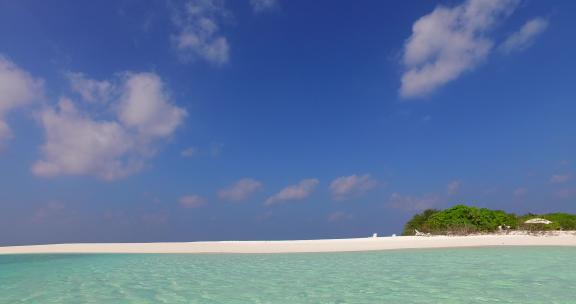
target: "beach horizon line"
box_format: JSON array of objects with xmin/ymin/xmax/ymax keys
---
[{"xmin": 2, "ymin": 232, "xmax": 576, "ymax": 255}]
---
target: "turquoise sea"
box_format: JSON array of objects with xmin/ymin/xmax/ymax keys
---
[{"xmin": 1, "ymin": 247, "xmax": 575, "ymax": 303}]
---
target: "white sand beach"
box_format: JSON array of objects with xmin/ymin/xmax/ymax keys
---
[{"xmin": 1, "ymin": 232, "xmax": 576, "ymax": 254}]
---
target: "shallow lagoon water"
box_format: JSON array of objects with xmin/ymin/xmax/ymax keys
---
[{"xmin": 1, "ymin": 247, "xmax": 575, "ymax": 303}]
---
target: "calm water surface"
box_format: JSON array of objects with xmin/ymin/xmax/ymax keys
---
[{"xmin": 1, "ymin": 247, "xmax": 575, "ymax": 303}]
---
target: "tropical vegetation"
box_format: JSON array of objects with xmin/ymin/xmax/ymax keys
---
[{"xmin": 402, "ymin": 205, "xmax": 576, "ymax": 235}]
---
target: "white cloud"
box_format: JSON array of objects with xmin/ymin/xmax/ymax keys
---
[
  {"xmin": 117, "ymin": 73, "xmax": 187, "ymax": 138},
  {"xmin": 218, "ymin": 178, "xmax": 262, "ymax": 201},
  {"xmin": 329, "ymin": 174, "xmax": 377, "ymax": 200},
  {"xmin": 0, "ymin": 56, "xmax": 43, "ymax": 143},
  {"xmin": 265, "ymin": 178, "xmax": 319, "ymax": 206},
  {"xmin": 447, "ymin": 180, "xmax": 461, "ymax": 196},
  {"xmin": 180, "ymin": 195, "xmax": 206, "ymax": 208},
  {"xmin": 388, "ymin": 192, "xmax": 442, "ymax": 212},
  {"xmin": 33, "ymin": 72, "xmax": 186, "ymax": 180},
  {"xmin": 400, "ymin": 0, "xmax": 519, "ymax": 98},
  {"xmin": 550, "ymin": 174, "xmax": 571, "ymax": 184},
  {"xmin": 32, "ymin": 98, "xmax": 138, "ymax": 180},
  {"xmin": 388, "ymin": 180, "xmax": 465, "ymax": 211},
  {"xmin": 171, "ymin": 0, "xmax": 230, "ymax": 65},
  {"xmin": 250, "ymin": 0, "xmax": 278, "ymax": 13},
  {"xmin": 66, "ymin": 72, "xmax": 112, "ymax": 103},
  {"xmin": 181, "ymin": 146, "xmax": 198, "ymax": 157},
  {"xmin": 500, "ymin": 17, "xmax": 548, "ymax": 53}
]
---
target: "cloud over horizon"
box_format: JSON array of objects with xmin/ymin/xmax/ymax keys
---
[
  {"xmin": 550, "ymin": 174, "xmax": 571, "ymax": 184},
  {"xmin": 181, "ymin": 146, "xmax": 198, "ymax": 157},
  {"xmin": 218, "ymin": 178, "xmax": 263, "ymax": 202},
  {"xmin": 388, "ymin": 180, "xmax": 465, "ymax": 212},
  {"xmin": 180, "ymin": 195, "xmax": 206, "ymax": 208},
  {"xmin": 265, "ymin": 178, "xmax": 319, "ymax": 206},
  {"xmin": 388, "ymin": 192, "xmax": 443, "ymax": 212},
  {"xmin": 329, "ymin": 174, "xmax": 377, "ymax": 200}
]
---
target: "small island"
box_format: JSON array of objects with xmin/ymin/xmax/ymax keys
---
[{"xmin": 402, "ymin": 204, "xmax": 576, "ymax": 236}]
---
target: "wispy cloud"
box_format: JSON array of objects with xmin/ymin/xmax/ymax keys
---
[
  {"xmin": 250, "ymin": 0, "xmax": 278, "ymax": 13},
  {"xmin": 171, "ymin": 0, "xmax": 230, "ymax": 65},
  {"xmin": 181, "ymin": 146, "xmax": 198, "ymax": 157},
  {"xmin": 550, "ymin": 174, "xmax": 571, "ymax": 184},
  {"xmin": 66, "ymin": 72, "xmax": 112, "ymax": 103},
  {"xmin": 387, "ymin": 192, "xmax": 442, "ymax": 212},
  {"xmin": 500, "ymin": 17, "xmax": 548, "ymax": 53},
  {"xmin": 265, "ymin": 178, "xmax": 319, "ymax": 206},
  {"xmin": 33, "ymin": 72, "xmax": 186, "ymax": 180},
  {"xmin": 0, "ymin": 55, "xmax": 44, "ymax": 144},
  {"xmin": 218, "ymin": 178, "xmax": 263, "ymax": 202},
  {"xmin": 180, "ymin": 144, "xmax": 223, "ymax": 158},
  {"xmin": 179, "ymin": 195, "xmax": 206, "ymax": 208},
  {"xmin": 329, "ymin": 174, "xmax": 377, "ymax": 200},
  {"xmin": 387, "ymin": 180, "xmax": 461, "ymax": 211},
  {"xmin": 400, "ymin": 0, "xmax": 520, "ymax": 98}
]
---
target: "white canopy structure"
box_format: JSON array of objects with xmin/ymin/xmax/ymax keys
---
[{"xmin": 524, "ymin": 218, "xmax": 552, "ymax": 224}]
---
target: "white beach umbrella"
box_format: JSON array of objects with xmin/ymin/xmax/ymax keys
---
[{"xmin": 524, "ymin": 218, "xmax": 552, "ymax": 225}]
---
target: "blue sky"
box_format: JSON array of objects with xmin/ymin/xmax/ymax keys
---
[{"xmin": 1, "ymin": 0, "xmax": 575, "ymax": 245}]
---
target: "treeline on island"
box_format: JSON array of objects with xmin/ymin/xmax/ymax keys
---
[{"xmin": 402, "ymin": 205, "xmax": 576, "ymax": 236}]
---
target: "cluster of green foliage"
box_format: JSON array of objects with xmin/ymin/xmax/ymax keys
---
[
  {"xmin": 427, "ymin": 205, "xmax": 518, "ymax": 234},
  {"xmin": 403, "ymin": 205, "xmax": 517, "ymax": 235},
  {"xmin": 401, "ymin": 209, "xmax": 439, "ymax": 236},
  {"xmin": 403, "ymin": 205, "xmax": 576, "ymax": 235}
]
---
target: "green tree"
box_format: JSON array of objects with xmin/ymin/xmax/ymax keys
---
[
  {"xmin": 419, "ymin": 205, "xmax": 517, "ymax": 235},
  {"xmin": 402, "ymin": 209, "xmax": 439, "ymax": 235}
]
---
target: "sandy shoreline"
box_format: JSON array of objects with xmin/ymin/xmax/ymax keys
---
[{"xmin": 1, "ymin": 232, "xmax": 576, "ymax": 255}]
